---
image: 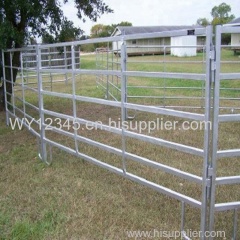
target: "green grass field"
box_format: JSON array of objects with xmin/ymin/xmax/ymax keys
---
[{"xmin": 0, "ymin": 49, "xmax": 240, "ymax": 239}]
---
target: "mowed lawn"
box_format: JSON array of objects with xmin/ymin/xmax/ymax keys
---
[
  {"xmin": 0, "ymin": 49, "xmax": 240, "ymax": 239},
  {"xmin": 0, "ymin": 111, "xmax": 188, "ymax": 240}
]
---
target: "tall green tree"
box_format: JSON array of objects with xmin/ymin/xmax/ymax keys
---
[
  {"xmin": 211, "ymin": 2, "xmax": 235, "ymax": 44},
  {"xmin": 0, "ymin": 0, "xmax": 113, "ymax": 111},
  {"xmin": 196, "ymin": 2, "xmax": 235, "ymax": 44},
  {"xmin": 211, "ymin": 2, "xmax": 235, "ymax": 25},
  {"xmin": 197, "ymin": 2, "xmax": 235, "ymax": 27}
]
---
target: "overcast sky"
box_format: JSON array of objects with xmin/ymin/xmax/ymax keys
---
[{"xmin": 62, "ymin": 0, "xmax": 240, "ymax": 36}]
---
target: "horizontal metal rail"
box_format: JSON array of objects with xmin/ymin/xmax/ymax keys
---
[
  {"xmin": 39, "ymin": 68, "xmax": 206, "ymax": 81},
  {"xmin": 42, "ymin": 108, "xmax": 204, "ymax": 157},
  {"xmin": 42, "ymin": 90, "xmax": 121, "ymax": 107},
  {"xmin": 37, "ymin": 27, "xmax": 206, "ymax": 49},
  {"xmin": 43, "ymin": 137, "xmax": 202, "ymax": 209},
  {"xmin": 49, "ymin": 126, "xmax": 203, "ymax": 184},
  {"xmin": 216, "ymin": 176, "xmax": 240, "ymax": 185},
  {"xmin": 219, "ymin": 114, "xmax": 240, "ymax": 122},
  {"xmin": 221, "ymin": 26, "xmax": 240, "ymax": 34},
  {"xmin": 125, "ymin": 103, "xmax": 205, "ymax": 121},
  {"xmin": 127, "ymin": 45, "xmax": 205, "ymax": 49},
  {"xmin": 125, "ymin": 71, "xmax": 206, "ymax": 81},
  {"xmin": 215, "ymin": 202, "xmax": 240, "ymax": 212},
  {"xmin": 220, "ymin": 73, "xmax": 240, "ymax": 80},
  {"xmin": 217, "ymin": 149, "xmax": 240, "ymax": 158}
]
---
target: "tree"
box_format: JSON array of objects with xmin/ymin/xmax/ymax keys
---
[
  {"xmin": 111, "ymin": 21, "xmax": 132, "ymax": 30},
  {"xmin": 42, "ymin": 19, "xmax": 82, "ymax": 44},
  {"xmin": 42, "ymin": 33, "xmax": 56, "ymax": 44},
  {"xmin": 196, "ymin": 2, "xmax": 235, "ymax": 44},
  {"xmin": 197, "ymin": 2, "xmax": 235, "ymax": 26},
  {"xmin": 90, "ymin": 24, "xmax": 108, "ymax": 38},
  {"xmin": 0, "ymin": 0, "xmax": 113, "ymax": 111},
  {"xmin": 211, "ymin": 2, "xmax": 235, "ymax": 44},
  {"xmin": 90, "ymin": 22, "xmax": 133, "ymax": 48},
  {"xmin": 211, "ymin": 2, "xmax": 235, "ymax": 25},
  {"xmin": 91, "ymin": 21, "xmax": 133, "ymax": 38},
  {"xmin": 90, "ymin": 24, "xmax": 110, "ymax": 48},
  {"xmin": 57, "ymin": 18, "xmax": 82, "ymax": 42},
  {"xmin": 196, "ymin": 18, "xmax": 210, "ymax": 27}
]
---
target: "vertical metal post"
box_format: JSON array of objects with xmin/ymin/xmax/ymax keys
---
[
  {"xmin": 10, "ymin": 52, "xmax": 15, "ymax": 115},
  {"xmin": 232, "ymin": 209, "xmax": 238, "ymax": 240},
  {"xmin": 111, "ymin": 43, "xmax": 114, "ymax": 94},
  {"xmin": 181, "ymin": 201, "xmax": 186, "ymax": 237},
  {"xmin": 200, "ymin": 25, "xmax": 213, "ymax": 239},
  {"xmin": 25, "ymin": 52, "xmax": 29, "ymax": 85},
  {"xmin": 64, "ymin": 46, "xmax": 68, "ymax": 83},
  {"xmin": 78, "ymin": 46, "xmax": 81, "ymax": 69},
  {"xmin": 48, "ymin": 48, "xmax": 53, "ymax": 91},
  {"xmin": 101, "ymin": 49, "xmax": 103, "ymax": 90},
  {"xmin": 116, "ymin": 43, "xmax": 120, "ymax": 100},
  {"xmin": 121, "ymin": 41, "xmax": 127, "ymax": 121},
  {"xmin": 163, "ymin": 46, "xmax": 166, "ymax": 107},
  {"xmin": 95, "ymin": 48, "xmax": 98, "ymax": 88},
  {"xmin": 36, "ymin": 45, "xmax": 48, "ymax": 163},
  {"xmin": 106, "ymin": 42, "xmax": 109, "ymax": 99},
  {"xmin": 120, "ymin": 41, "xmax": 127, "ymax": 173},
  {"xmin": 20, "ymin": 52, "xmax": 26, "ymax": 118},
  {"xmin": 201, "ymin": 46, "xmax": 205, "ymax": 109},
  {"xmin": 71, "ymin": 44, "xmax": 79, "ymax": 154},
  {"xmin": 2, "ymin": 50, "xmax": 9, "ymax": 125},
  {"xmin": 208, "ymin": 25, "xmax": 222, "ymax": 237}
]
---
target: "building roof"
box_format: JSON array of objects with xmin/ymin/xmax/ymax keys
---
[
  {"xmin": 112, "ymin": 25, "xmax": 200, "ymax": 36},
  {"xmin": 227, "ymin": 17, "xmax": 240, "ymax": 25}
]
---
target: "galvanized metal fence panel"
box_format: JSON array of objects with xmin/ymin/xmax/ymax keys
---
[{"xmin": 2, "ymin": 25, "xmax": 240, "ymax": 239}]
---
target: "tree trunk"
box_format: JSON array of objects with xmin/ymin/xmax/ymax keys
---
[{"xmin": 0, "ymin": 51, "xmax": 20, "ymax": 111}]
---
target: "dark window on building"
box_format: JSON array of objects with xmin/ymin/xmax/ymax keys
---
[{"xmin": 132, "ymin": 40, "xmax": 137, "ymax": 44}]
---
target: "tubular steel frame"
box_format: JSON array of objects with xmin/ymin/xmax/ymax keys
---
[{"xmin": 2, "ymin": 25, "xmax": 240, "ymax": 239}]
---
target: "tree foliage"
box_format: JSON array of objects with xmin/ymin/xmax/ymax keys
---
[
  {"xmin": 0, "ymin": 0, "xmax": 113, "ymax": 49},
  {"xmin": 197, "ymin": 2, "xmax": 235, "ymax": 27},
  {"xmin": 89, "ymin": 21, "xmax": 132, "ymax": 49},
  {"xmin": 90, "ymin": 21, "xmax": 132, "ymax": 38},
  {"xmin": 57, "ymin": 18, "xmax": 83, "ymax": 42},
  {"xmin": 0, "ymin": 0, "xmax": 113, "ymax": 110},
  {"xmin": 42, "ymin": 32, "xmax": 56, "ymax": 44},
  {"xmin": 42, "ymin": 19, "xmax": 83, "ymax": 44},
  {"xmin": 90, "ymin": 24, "xmax": 109, "ymax": 38},
  {"xmin": 111, "ymin": 21, "xmax": 132, "ymax": 30},
  {"xmin": 196, "ymin": 2, "xmax": 235, "ymax": 44},
  {"xmin": 211, "ymin": 2, "xmax": 235, "ymax": 24},
  {"xmin": 196, "ymin": 18, "xmax": 210, "ymax": 27}
]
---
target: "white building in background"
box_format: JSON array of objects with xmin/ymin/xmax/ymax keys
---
[
  {"xmin": 225, "ymin": 17, "xmax": 240, "ymax": 55},
  {"xmin": 111, "ymin": 26, "xmax": 204, "ymax": 57},
  {"xmin": 171, "ymin": 36, "xmax": 197, "ymax": 57}
]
